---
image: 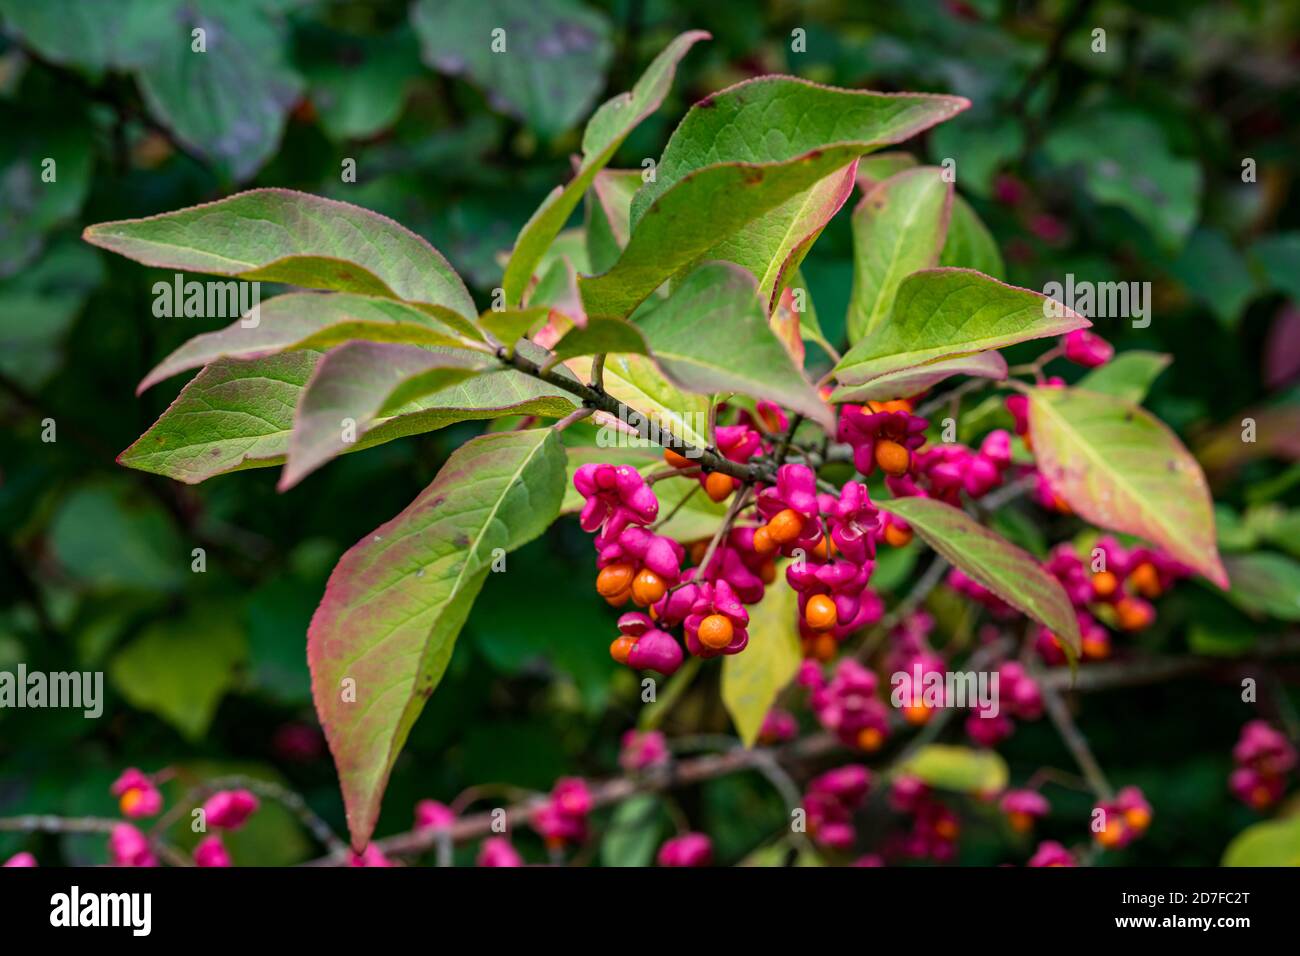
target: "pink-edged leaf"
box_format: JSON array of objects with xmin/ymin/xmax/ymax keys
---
[
  {"xmin": 834, "ymin": 268, "xmax": 1090, "ymax": 385},
  {"xmin": 1029, "ymin": 386, "xmax": 1229, "ymax": 588},
  {"xmin": 847, "ymin": 166, "xmax": 954, "ymax": 343},
  {"xmin": 830, "ymin": 351, "xmax": 1007, "ymax": 403},
  {"xmin": 309, "ymin": 428, "xmax": 567, "ymax": 849},
  {"xmin": 137, "ymin": 292, "xmax": 489, "ymax": 393},
  {"xmin": 280, "ymin": 343, "xmax": 491, "ymax": 490},
  {"xmin": 879, "ymin": 496, "xmax": 1080, "ymax": 657},
  {"xmin": 83, "ymin": 188, "xmax": 476, "ymax": 318}
]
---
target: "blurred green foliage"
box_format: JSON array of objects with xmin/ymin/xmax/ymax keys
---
[{"xmin": 1, "ymin": 0, "xmax": 1298, "ymax": 866}]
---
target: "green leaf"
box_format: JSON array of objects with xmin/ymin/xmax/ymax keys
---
[
  {"xmin": 635, "ymin": 263, "xmax": 834, "ymax": 431},
  {"xmin": 84, "ymin": 188, "xmax": 476, "ymax": 317},
  {"xmin": 0, "ymin": 239, "xmax": 103, "ymax": 387},
  {"xmin": 0, "ymin": 0, "xmax": 166, "ymax": 76},
  {"xmin": 139, "ymin": 292, "xmax": 489, "ymax": 393},
  {"xmin": 109, "ymin": 609, "xmax": 247, "ymax": 741},
  {"xmin": 133, "ymin": 0, "xmax": 303, "ymax": 182},
  {"xmin": 1170, "ymin": 228, "xmax": 1257, "ymax": 329},
  {"xmin": 835, "ymin": 268, "xmax": 1088, "ymax": 385},
  {"xmin": 1076, "ymin": 350, "xmax": 1171, "ymax": 404},
  {"xmin": 412, "ymin": 0, "xmax": 613, "ymax": 139},
  {"xmin": 721, "ymin": 568, "xmax": 802, "ymax": 747},
  {"xmin": 281, "ymin": 343, "xmax": 492, "ymax": 489},
  {"xmin": 566, "ymin": 353, "xmax": 711, "ymax": 448},
  {"xmin": 1042, "ymin": 110, "xmax": 1201, "ymax": 250},
  {"xmin": 585, "ymin": 168, "xmax": 641, "ymax": 274},
  {"xmin": 600, "ymin": 795, "xmax": 664, "ymax": 867},
  {"xmin": 892, "ymin": 744, "xmax": 1008, "ymax": 794},
  {"xmin": 582, "ymin": 78, "xmax": 968, "ymax": 320},
  {"xmin": 1223, "ymin": 553, "xmax": 1300, "ymax": 621},
  {"xmin": 856, "ymin": 151, "xmax": 918, "ymax": 186},
  {"xmin": 830, "ymin": 351, "xmax": 1006, "ymax": 403},
  {"xmin": 847, "ymin": 166, "xmax": 953, "ymax": 342},
  {"xmin": 120, "ymin": 351, "xmax": 575, "ymax": 483},
  {"xmin": 940, "ymin": 196, "xmax": 1004, "ymax": 279},
  {"xmin": 1028, "ymin": 386, "xmax": 1229, "ymax": 588},
  {"xmin": 1250, "ymin": 232, "xmax": 1300, "ymax": 302},
  {"xmin": 1222, "ymin": 813, "xmax": 1300, "ymax": 866},
  {"xmin": 309, "ymin": 429, "xmax": 567, "ymax": 849},
  {"xmin": 48, "ymin": 484, "xmax": 185, "ymax": 591},
  {"xmin": 1, "ymin": 107, "xmax": 94, "ymax": 276},
  {"xmin": 545, "ymin": 317, "xmax": 650, "ymax": 368},
  {"xmin": 479, "ymin": 306, "xmax": 549, "ymax": 352},
  {"xmin": 501, "ymin": 31, "xmax": 709, "ymax": 304},
  {"xmin": 300, "ymin": 27, "xmax": 422, "ymax": 141},
  {"xmin": 879, "ymin": 496, "xmax": 1080, "ymax": 655}
]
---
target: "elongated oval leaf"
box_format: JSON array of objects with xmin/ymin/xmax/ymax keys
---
[
  {"xmin": 566, "ymin": 353, "xmax": 711, "ymax": 448},
  {"xmin": 847, "ymin": 166, "xmax": 953, "ymax": 343},
  {"xmin": 636, "ymin": 263, "xmax": 834, "ymax": 431},
  {"xmin": 1222, "ymin": 814, "xmax": 1300, "ymax": 866},
  {"xmin": 1028, "ymin": 386, "xmax": 1228, "ymax": 587},
  {"xmin": 830, "ymin": 351, "xmax": 1007, "ymax": 403},
  {"xmin": 281, "ymin": 343, "xmax": 491, "ymax": 490},
  {"xmin": 119, "ymin": 351, "xmax": 575, "ymax": 483},
  {"xmin": 1076, "ymin": 350, "xmax": 1171, "ymax": 404},
  {"xmin": 834, "ymin": 268, "xmax": 1089, "ymax": 385},
  {"xmin": 940, "ymin": 196, "xmax": 1004, "ymax": 279},
  {"xmin": 544, "ymin": 317, "xmax": 650, "ymax": 369},
  {"xmin": 879, "ymin": 496, "xmax": 1080, "ymax": 655},
  {"xmin": 893, "ymin": 744, "xmax": 1008, "ymax": 794},
  {"xmin": 139, "ymin": 292, "xmax": 489, "ymax": 393},
  {"xmin": 721, "ymin": 569, "xmax": 801, "ymax": 747},
  {"xmin": 309, "ymin": 429, "xmax": 567, "ymax": 848},
  {"xmin": 581, "ymin": 78, "xmax": 968, "ymax": 320},
  {"xmin": 501, "ymin": 31, "xmax": 709, "ymax": 304},
  {"xmin": 84, "ymin": 188, "xmax": 476, "ymax": 317}
]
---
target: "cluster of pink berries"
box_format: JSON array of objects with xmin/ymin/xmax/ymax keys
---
[
  {"xmin": 101, "ymin": 768, "xmax": 259, "ymax": 867},
  {"xmin": 886, "ymin": 775, "xmax": 960, "ymax": 862},
  {"xmin": 803, "ymin": 765, "xmax": 871, "ymax": 850},
  {"xmin": 1092, "ymin": 786, "xmax": 1154, "ymax": 850},
  {"xmin": 802, "ymin": 658, "xmax": 891, "ymax": 751},
  {"xmin": 965, "ymin": 661, "xmax": 1044, "ymax": 746},
  {"xmin": 1039, "ymin": 536, "xmax": 1190, "ymax": 664},
  {"xmin": 1230, "ymin": 721, "xmax": 1296, "ymax": 810}
]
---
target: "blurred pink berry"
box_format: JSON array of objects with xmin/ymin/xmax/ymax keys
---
[
  {"xmin": 193, "ymin": 835, "xmax": 232, "ymax": 867},
  {"xmin": 414, "ymin": 799, "xmax": 456, "ymax": 831},
  {"xmin": 349, "ymin": 845, "xmax": 393, "ymax": 867},
  {"xmin": 109, "ymin": 823, "xmax": 157, "ymax": 868},
  {"xmin": 110, "ymin": 768, "xmax": 163, "ymax": 819},
  {"xmin": 1063, "ymin": 328, "xmax": 1113, "ymax": 368},
  {"xmin": 477, "ymin": 837, "xmax": 523, "ymax": 867},
  {"xmin": 620, "ymin": 730, "xmax": 670, "ymax": 772},
  {"xmin": 203, "ymin": 789, "xmax": 259, "ymax": 830},
  {"xmin": 3, "ymin": 852, "xmax": 36, "ymax": 867},
  {"xmin": 658, "ymin": 832, "xmax": 713, "ymax": 867},
  {"xmin": 1027, "ymin": 840, "xmax": 1076, "ymax": 867}
]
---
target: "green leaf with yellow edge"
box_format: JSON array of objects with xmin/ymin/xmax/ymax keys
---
[
  {"xmin": 479, "ymin": 306, "xmax": 549, "ymax": 352},
  {"xmin": 500, "ymin": 31, "xmax": 709, "ymax": 304},
  {"xmin": 1028, "ymin": 386, "xmax": 1229, "ymax": 588},
  {"xmin": 722, "ymin": 569, "xmax": 801, "ymax": 747},
  {"xmin": 893, "ymin": 744, "xmax": 1008, "ymax": 794},
  {"xmin": 879, "ymin": 496, "xmax": 1080, "ymax": 656},
  {"xmin": 847, "ymin": 166, "xmax": 953, "ymax": 342},
  {"xmin": 835, "ymin": 268, "xmax": 1089, "ymax": 385},
  {"xmin": 84, "ymin": 188, "xmax": 476, "ymax": 318}
]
